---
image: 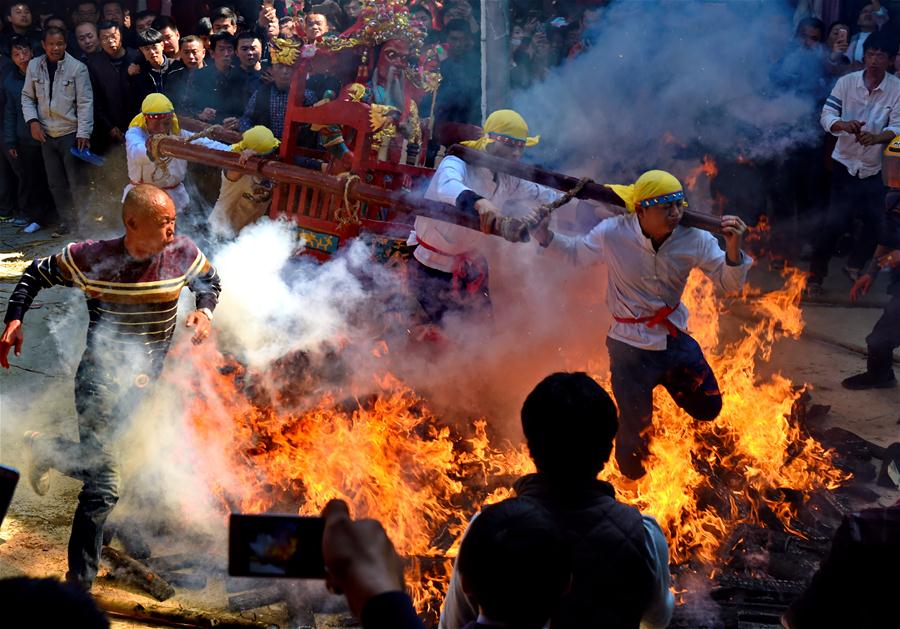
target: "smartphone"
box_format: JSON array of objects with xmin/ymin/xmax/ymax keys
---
[
  {"xmin": 0, "ymin": 465, "xmax": 20, "ymax": 526},
  {"xmin": 228, "ymin": 514, "xmax": 326, "ymax": 578}
]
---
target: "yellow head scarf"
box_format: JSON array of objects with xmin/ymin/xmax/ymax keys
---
[
  {"xmin": 461, "ymin": 109, "xmax": 540, "ymax": 152},
  {"xmin": 230, "ymin": 125, "xmax": 281, "ymax": 155},
  {"xmin": 129, "ymin": 93, "xmax": 180, "ymax": 133},
  {"xmin": 608, "ymin": 170, "xmax": 686, "ymax": 212}
]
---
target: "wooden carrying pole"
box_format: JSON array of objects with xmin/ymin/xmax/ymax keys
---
[
  {"xmin": 447, "ymin": 145, "xmax": 723, "ymax": 234},
  {"xmin": 153, "ymin": 136, "xmax": 482, "ymax": 232}
]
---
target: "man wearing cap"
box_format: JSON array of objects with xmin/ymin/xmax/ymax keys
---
[
  {"xmin": 124, "ymin": 92, "xmax": 231, "ymax": 213},
  {"xmin": 0, "ymin": 183, "xmax": 221, "ymax": 591},
  {"xmin": 843, "ymin": 188, "xmax": 900, "ymax": 389},
  {"xmin": 209, "ymin": 125, "xmax": 279, "ymax": 239},
  {"xmin": 530, "ymin": 171, "xmax": 751, "ymax": 480},
  {"xmin": 411, "ymin": 109, "xmax": 560, "ymax": 325}
]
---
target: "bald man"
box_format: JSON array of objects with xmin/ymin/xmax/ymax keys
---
[{"xmin": 0, "ymin": 184, "xmax": 221, "ymax": 591}]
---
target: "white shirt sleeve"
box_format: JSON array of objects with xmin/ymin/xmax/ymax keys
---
[
  {"xmin": 821, "ymin": 76, "xmax": 846, "ymax": 135},
  {"xmin": 125, "ymin": 126, "xmax": 152, "ymax": 170},
  {"xmin": 426, "ymin": 156, "xmax": 473, "ymax": 206},
  {"xmin": 541, "ymin": 219, "xmax": 607, "ymax": 267},
  {"xmin": 639, "ymin": 515, "xmax": 674, "ymax": 629},
  {"xmin": 694, "ymin": 230, "xmax": 752, "ymax": 294},
  {"xmin": 20, "ymin": 60, "xmax": 39, "ymax": 124}
]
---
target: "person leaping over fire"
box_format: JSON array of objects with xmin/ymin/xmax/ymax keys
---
[
  {"xmin": 529, "ymin": 171, "xmax": 751, "ymax": 480},
  {"xmin": 409, "ymin": 109, "xmax": 561, "ymax": 327},
  {"xmin": 124, "ymin": 93, "xmax": 232, "ymax": 214},
  {"xmin": 0, "ymin": 184, "xmax": 221, "ymax": 592}
]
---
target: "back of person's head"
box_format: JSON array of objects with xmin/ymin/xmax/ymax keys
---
[
  {"xmin": 443, "ymin": 17, "xmax": 471, "ymax": 37},
  {"xmin": 521, "ymin": 372, "xmax": 618, "ymax": 483},
  {"xmin": 864, "ymin": 30, "xmax": 896, "ymax": 56},
  {"xmin": 0, "ymin": 577, "xmax": 109, "ymax": 628},
  {"xmin": 136, "ymin": 27, "xmax": 163, "ymax": 46},
  {"xmin": 795, "ymin": 16, "xmax": 824, "ymax": 38},
  {"xmin": 458, "ymin": 498, "xmax": 572, "ymax": 629},
  {"xmin": 196, "ymin": 16, "xmax": 213, "ymax": 37},
  {"xmin": 151, "ymin": 15, "xmax": 177, "ymax": 32}
]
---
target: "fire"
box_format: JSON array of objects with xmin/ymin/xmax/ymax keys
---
[
  {"xmin": 684, "ymin": 154, "xmax": 719, "ymax": 192},
  {"xmin": 172, "ymin": 266, "xmax": 845, "ymax": 613}
]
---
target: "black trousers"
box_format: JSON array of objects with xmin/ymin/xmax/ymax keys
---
[
  {"xmin": 866, "ymin": 282, "xmax": 900, "ymax": 378},
  {"xmin": 810, "ymin": 163, "xmax": 885, "ymax": 281}
]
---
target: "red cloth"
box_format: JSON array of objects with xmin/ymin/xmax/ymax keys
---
[
  {"xmin": 613, "ymin": 305, "xmax": 680, "ymax": 337},
  {"xmin": 415, "ymin": 237, "xmax": 487, "ymax": 295}
]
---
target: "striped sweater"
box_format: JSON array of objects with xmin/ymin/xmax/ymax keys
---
[{"xmin": 5, "ymin": 236, "xmax": 221, "ymax": 374}]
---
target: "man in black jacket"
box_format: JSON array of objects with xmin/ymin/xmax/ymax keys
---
[
  {"xmin": 129, "ymin": 28, "xmax": 182, "ymax": 106},
  {"xmin": 440, "ymin": 373, "xmax": 674, "ymax": 629},
  {"xmin": 86, "ymin": 20, "xmax": 140, "ymax": 152},
  {"xmin": 188, "ymin": 31, "xmax": 243, "ymax": 126}
]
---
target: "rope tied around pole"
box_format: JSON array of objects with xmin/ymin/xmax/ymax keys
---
[
  {"xmin": 147, "ymin": 125, "xmax": 226, "ymax": 180},
  {"xmin": 520, "ymin": 176, "xmax": 594, "ymax": 232},
  {"xmin": 335, "ymin": 173, "xmax": 362, "ymax": 226}
]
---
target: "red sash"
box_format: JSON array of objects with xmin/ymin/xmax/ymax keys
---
[
  {"xmin": 613, "ymin": 304, "xmax": 680, "ymax": 337},
  {"xmin": 416, "ymin": 238, "xmax": 487, "ymax": 295}
]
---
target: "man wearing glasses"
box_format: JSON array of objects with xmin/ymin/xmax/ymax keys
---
[{"xmin": 531, "ymin": 171, "xmax": 750, "ymax": 480}]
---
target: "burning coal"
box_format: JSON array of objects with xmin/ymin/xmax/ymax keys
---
[{"xmin": 163, "ymin": 261, "xmax": 845, "ymax": 615}]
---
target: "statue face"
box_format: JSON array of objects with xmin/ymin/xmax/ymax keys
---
[{"xmin": 377, "ymin": 39, "xmax": 410, "ymax": 78}]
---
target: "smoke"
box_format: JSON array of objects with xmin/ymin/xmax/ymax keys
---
[{"xmin": 515, "ymin": 0, "xmax": 821, "ymax": 178}]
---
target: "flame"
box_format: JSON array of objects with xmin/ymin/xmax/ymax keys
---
[
  {"xmin": 173, "ymin": 267, "xmax": 845, "ymax": 612},
  {"xmin": 684, "ymin": 154, "xmax": 719, "ymax": 192}
]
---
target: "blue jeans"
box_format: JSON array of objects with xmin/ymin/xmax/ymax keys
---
[
  {"xmin": 41, "ymin": 359, "xmax": 150, "ymax": 588},
  {"xmin": 607, "ymin": 333, "xmax": 722, "ymax": 479}
]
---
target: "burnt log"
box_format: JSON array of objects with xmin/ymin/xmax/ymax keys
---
[
  {"xmin": 159, "ymin": 571, "xmax": 208, "ymax": 590},
  {"xmin": 101, "ymin": 546, "xmax": 176, "ymax": 601},
  {"xmin": 227, "ymin": 585, "xmax": 286, "ymax": 611},
  {"xmin": 93, "ymin": 593, "xmax": 271, "ymax": 628}
]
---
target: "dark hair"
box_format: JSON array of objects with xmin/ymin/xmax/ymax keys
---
[
  {"xmin": 134, "ymin": 9, "xmax": 157, "ymax": 23},
  {"xmin": 236, "ymin": 31, "xmax": 261, "ymax": 47},
  {"xmin": 180, "ymin": 34, "xmax": 203, "ymax": 47},
  {"xmin": 210, "ymin": 31, "xmax": 236, "ymax": 50},
  {"xmin": 151, "ymin": 15, "xmax": 178, "ymax": 32},
  {"xmin": 9, "ymin": 34, "xmax": 32, "ymax": 52},
  {"xmin": 136, "ymin": 27, "xmax": 163, "ymax": 46},
  {"xmin": 196, "ymin": 16, "xmax": 213, "ymax": 37},
  {"xmin": 0, "ymin": 577, "xmax": 110, "ymax": 629},
  {"xmin": 6, "ymin": 2, "xmax": 32, "ymax": 19},
  {"xmin": 96, "ymin": 19, "xmax": 121, "ymax": 35},
  {"xmin": 211, "ymin": 6, "xmax": 237, "ymax": 25},
  {"xmin": 443, "ymin": 18, "xmax": 471, "ymax": 35},
  {"xmin": 76, "ymin": 0, "xmax": 99, "ymax": 9},
  {"xmin": 100, "ymin": 1, "xmax": 124, "ymax": 11},
  {"xmin": 458, "ymin": 499, "xmax": 572, "ymax": 629},
  {"xmin": 864, "ymin": 30, "xmax": 896, "ymax": 55},
  {"xmin": 796, "ymin": 17, "xmax": 824, "ymax": 37},
  {"xmin": 42, "ymin": 25, "xmax": 67, "ymax": 41},
  {"xmin": 521, "ymin": 372, "xmax": 618, "ymax": 481}
]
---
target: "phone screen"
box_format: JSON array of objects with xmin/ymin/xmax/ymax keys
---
[
  {"xmin": 228, "ymin": 514, "xmax": 326, "ymax": 578},
  {"xmin": 0, "ymin": 465, "xmax": 20, "ymax": 526}
]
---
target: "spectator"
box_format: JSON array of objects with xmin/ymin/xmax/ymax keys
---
[
  {"xmin": 433, "ymin": 19, "xmax": 481, "ymax": 127},
  {"xmin": 826, "ymin": 21, "xmax": 852, "ymax": 68},
  {"xmin": 305, "ymin": 11, "xmax": 333, "ymax": 39},
  {"xmin": 43, "ymin": 15, "xmax": 67, "ymax": 32},
  {"xmin": 1, "ymin": 2, "xmax": 42, "ymax": 58},
  {"xmin": 196, "ymin": 16, "xmax": 213, "ymax": 51},
  {"xmin": 211, "ymin": 6, "xmax": 238, "ymax": 35},
  {"xmin": 278, "ymin": 15, "xmax": 297, "ymax": 40},
  {"xmin": 440, "ymin": 372, "xmax": 674, "ymax": 629},
  {"xmin": 239, "ymin": 37, "xmax": 295, "ymax": 138},
  {"xmin": 235, "ymin": 32, "xmax": 264, "ymax": 102},
  {"xmin": 255, "ymin": 3, "xmax": 280, "ymax": 62},
  {"xmin": 0, "ymin": 577, "xmax": 109, "ymax": 628},
  {"xmin": 152, "ymin": 15, "xmax": 180, "ymax": 60},
  {"xmin": 86, "ymin": 21, "xmax": 140, "ymax": 152},
  {"xmin": 130, "ymin": 27, "xmax": 181, "ymax": 104},
  {"xmin": 342, "ymin": 0, "xmax": 362, "ymax": 21},
  {"xmin": 848, "ymin": 1, "xmax": 889, "ymax": 63},
  {"xmin": 21, "ymin": 26, "xmax": 94, "ymax": 236},
  {"xmin": 168, "ymin": 34, "xmax": 205, "ymax": 112},
  {"xmin": 3, "ymin": 35, "xmax": 51, "ymax": 233},
  {"xmin": 455, "ymin": 498, "xmax": 573, "ymax": 629},
  {"xmin": 809, "ymin": 31, "xmax": 900, "ymax": 293},
  {"xmin": 133, "ymin": 9, "xmax": 157, "ymax": 34},
  {"xmin": 100, "ymin": 1, "xmax": 125, "ymax": 25},
  {"xmin": 442, "ymin": 0, "xmax": 479, "ymax": 34},
  {"xmin": 72, "ymin": 1, "xmax": 100, "ymax": 26},
  {"xmin": 189, "ymin": 31, "xmax": 244, "ymax": 125},
  {"xmin": 321, "ymin": 499, "xmax": 425, "ymax": 629},
  {"xmin": 74, "ymin": 21, "xmax": 100, "ymax": 60}
]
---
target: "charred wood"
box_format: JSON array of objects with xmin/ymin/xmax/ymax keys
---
[
  {"xmin": 227, "ymin": 586, "xmax": 286, "ymax": 611},
  {"xmin": 101, "ymin": 546, "xmax": 176, "ymax": 601},
  {"xmin": 93, "ymin": 593, "xmax": 272, "ymax": 628}
]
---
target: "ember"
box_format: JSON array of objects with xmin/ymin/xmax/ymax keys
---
[{"xmin": 173, "ymin": 268, "xmax": 846, "ymax": 615}]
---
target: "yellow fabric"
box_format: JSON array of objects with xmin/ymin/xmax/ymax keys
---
[
  {"xmin": 230, "ymin": 125, "xmax": 281, "ymax": 154},
  {"xmin": 608, "ymin": 170, "xmax": 684, "ymax": 212},
  {"xmin": 460, "ymin": 109, "xmax": 540, "ymax": 152},
  {"xmin": 128, "ymin": 93, "xmax": 180, "ymax": 133}
]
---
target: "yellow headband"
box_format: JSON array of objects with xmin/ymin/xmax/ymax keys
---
[
  {"xmin": 608, "ymin": 170, "xmax": 685, "ymax": 213},
  {"xmin": 129, "ymin": 93, "xmax": 180, "ymax": 133},
  {"xmin": 230, "ymin": 125, "xmax": 281, "ymax": 155},
  {"xmin": 461, "ymin": 109, "xmax": 540, "ymax": 152}
]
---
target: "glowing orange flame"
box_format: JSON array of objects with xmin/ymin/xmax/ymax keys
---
[
  {"xmin": 684, "ymin": 154, "xmax": 719, "ymax": 192},
  {"xmin": 174, "ymin": 267, "xmax": 845, "ymax": 612}
]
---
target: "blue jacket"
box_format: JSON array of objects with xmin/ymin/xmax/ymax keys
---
[{"xmin": 2, "ymin": 65, "xmax": 37, "ymax": 148}]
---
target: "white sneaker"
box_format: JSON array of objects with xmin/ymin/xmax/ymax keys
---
[{"xmin": 22, "ymin": 222, "xmax": 41, "ymax": 234}]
